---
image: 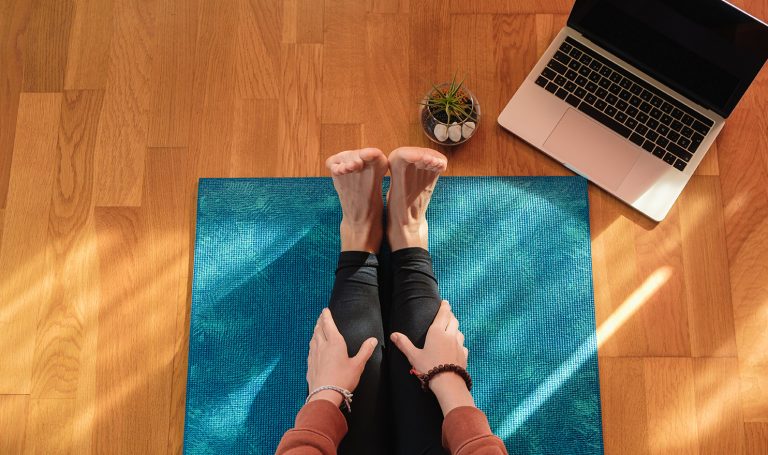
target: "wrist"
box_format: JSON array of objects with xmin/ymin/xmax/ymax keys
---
[
  {"xmin": 429, "ymin": 372, "xmax": 475, "ymax": 416},
  {"xmin": 307, "ymin": 389, "xmax": 344, "ymax": 407}
]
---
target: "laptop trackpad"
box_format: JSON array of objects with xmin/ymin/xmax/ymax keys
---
[{"xmin": 544, "ymin": 109, "xmax": 640, "ymax": 190}]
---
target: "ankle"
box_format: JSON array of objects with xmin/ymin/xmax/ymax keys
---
[
  {"xmin": 341, "ymin": 219, "xmax": 382, "ymax": 253},
  {"xmin": 387, "ymin": 221, "xmax": 428, "ymax": 251}
]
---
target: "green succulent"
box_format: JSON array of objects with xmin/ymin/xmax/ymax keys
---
[{"xmin": 421, "ymin": 73, "xmax": 475, "ymax": 124}]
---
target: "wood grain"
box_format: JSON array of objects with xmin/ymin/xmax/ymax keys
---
[
  {"xmin": 0, "ymin": 93, "xmax": 62, "ymax": 394},
  {"xmin": 0, "ymin": 1, "xmax": 766, "ymax": 452}
]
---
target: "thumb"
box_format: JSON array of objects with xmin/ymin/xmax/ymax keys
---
[
  {"xmin": 353, "ymin": 337, "xmax": 378, "ymax": 365},
  {"xmin": 390, "ymin": 332, "xmax": 418, "ymax": 364}
]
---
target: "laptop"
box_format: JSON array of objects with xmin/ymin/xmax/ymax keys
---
[{"xmin": 498, "ymin": 0, "xmax": 768, "ymax": 221}]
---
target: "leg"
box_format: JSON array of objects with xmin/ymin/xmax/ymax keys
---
[
  {"xmin": 386, "ymin": 147, "xmax": 448, "ymax": 454},
  {"xmin": 325, "ymin": 148, "xmax": 389, "ymax": 454}
]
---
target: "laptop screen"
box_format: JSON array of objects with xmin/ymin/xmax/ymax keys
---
[{"xmin": 568, "ymin": 0, "xmax": 768, "ymax": 117}]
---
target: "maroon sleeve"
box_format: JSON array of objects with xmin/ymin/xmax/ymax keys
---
[
  {"xmin": 442, "ymin": 406, "xmax": 508, "ymax": 455},
  {"xmin": 275, "ymin": 399, "xmax": 348, "ymax": 454}
]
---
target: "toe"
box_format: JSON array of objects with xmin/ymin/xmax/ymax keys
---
[{"xmin": 358, "ymin": 147, "xmax": 385, "ymax": 163}]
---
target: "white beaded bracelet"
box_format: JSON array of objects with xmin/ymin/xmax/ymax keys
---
[{"xmin": 306, "ymin": 385, "xmax": 353, "ymax": 413}]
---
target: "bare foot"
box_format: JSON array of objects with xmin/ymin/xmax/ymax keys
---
[
  {"xmin": 326, "ymin": 148, "xmax": 389, "ymax": 253},
  {"xmin": 386, "ymin": 147, "xmax": 448, "ymax": 251}
]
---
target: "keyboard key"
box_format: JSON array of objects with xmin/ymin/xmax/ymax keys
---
[
  {"xmin": 650, "ymin": 96, "xmax": 663, "ymax": 107},
  {"xmin": 548, "ymin": 60, "xmax": 567, "ymax": 74},
  {"xmin": 667, "ymin": 142, "xmax": 693, "ymax": 162},
  {"xmin": 635, "ymin": 124, "xmax": 648, "ymax": 135},
  {"xmin": 639, "ymin": 90, "xmax": 653, "ymax": 101},
  {"xmin": 688, "ymin": 133, "xmax": 704, "ymax": 152},
  {"xmin": 681, "ymin": 113, "xmax": 694, "ymax": 126},
  {"xmin": 605, "ymin": 105, "xmax": 618, "ymax": 116},
  {"xmin": 615, "ymin": 111, "xmax": 627, "ymax": 123},
  {"xmin": 599, "ymin": 66, "xmax": 612, "ymax": 77},
  {"xmin": 678, "ymin": 137, "xmax": 691, "ymax": 148},
  {"xmin": 629, "ymin": 84, "xmax": 642, "ymax": 95},
  {"xmin": 681, "ymin": 126, "xmax": 694, "ymax": 137},
  {"xmin": 647, "ymin": 118, "xmax": 659, "ymax": 130},
  {"xmin": 637, "ymin": 112, "xmax": 649, "ymax": 123},
  {"xmin": 554, "ymin": 51, "xmax": 571, "ymax": 65},
  {"xmin": 668, "ymin": 130, "xmax": 680, "ymax": 142},
  {"xmin": 585, "ymin": 93, "xmax": 597, "ymax": 104},
  {"xmin": 626, "ymin": 118, "xmax": 638, "ymax": 129},
  {"xmin": 646, "ymin": 129, "xmax": 659, "ymax": 141},
  {"xmin": 569, "ymin": 48, "xmax": 583, "ymax": 59},
  {"xmin": 626, "ymin": 106, "xmax": 639, "ymax": 117},
  {"xmin": 617, "ymin": 100, "xmax": 628, "ymax": 111},
  {"xmin": 630, "ymin": 132, "xmax": 645, "ymax": 146},
  {"xmin": 579, "ymin": 54, "xmax": 592, "ymax": 65},
  {"xmin": 577, "ymin": 102, "xmax": 632, "ymax": 138},
  {"xmin": 642, "ymin": 140, "xmax": 655, "ymax": 153},
  {"xmin": 565, "ymin": 94, "xmax": 580, "ymax": 107},
  {"xmin": 569, "ymin": 60, "xmax": 581, "ymax": 70},
  {"xmin": 629, "ymin": 96, "xmax": 641, "ymax": 107},
  {"xmin": 609, "ymin": 72, "xmax": 622, "ymax": 83},
  {"xmin": 656, "ymin": 136, "xmax": 669, "ymax": 148},
  {"xmin": 660, "ymin": 102, "xmax": 673, "ymax": 113},
  {"xmin": 565, "ymin": 81, "xmax": 577, "ymax": 92},
  {"xmin": 639, "ymin": 102, "xmax": 652, "ymax": 113},
  {"xmin": 556, "ymin": 88, "xmax": 568, "ymax": 99},
  {"xmin": 555, "ymin": 75, "xmax": 567, "ymax": 86},
  {"xmin": 692, "ymin": 120, "xmax": 710, "ymax": 135},
  {"xmin": 662, "ymin": 152, "xmax": 677, "ymax": 165},
  {"xmin": 608, "ymin": 83, "xmax": 621, "ymax": 95},
  {"xmin": 535, "ymin": 76, "xmax": 548, "ymax": 87},
  {"xmin": 589, "ymin": 61, "xmax": 602, "ymax": 72},
  {"xmin": 657, "ymin": 124, "xmax": 670, "ymax": 136},
  {"xmin": 619, "ymin": 78, "xmax": 632, "ymax": 89},
  {"xmin": 596, "ymin": 88, "xmax": 608, "ymax": 98},
  {"xmin": 542, "ymin": 67, "xmax": 557, "ymax": 79},
  {"xmin": 575, "ymin": 87, "xmax": 587, "ymax": 98},
  {"xmin": 586, "ymin": 82, "xmax": 598, "ymax": 92},
  {"xmin": 661, "ymin": 114, "xmax": 673, "ymax": 125},
  {"xmin": 545, "ymin": 82, "xmax": 558, "ymax": 93},
  {"xmin": 589, "ymin": 71, "xmax": 601, "ymax": 82},
  {"xmin": 673, "ymin": 159, "xmax": 687, "ymax": 171},
  {"xmin": 595, "ymin": 99, "xmax": 608, "ymax": 110},
  {"xmin": 579, "ymin": 66, "xmax": 591, "ymax": 77},
  {"xmin": 559, "ymin": 41, "xmax": 573, "ymax": 53},
  {"xmin": 671, "ymin": 120, "xmax": 683, "ymax": 132},
  {"xmin": 566, "ymin": 70, "xmax": 578, "ymax": 80},
  {"xmin": 576, "ymin": 75, "xmax": 588, "ymax": 86},
  {"xmin": 606, "ymin": 94, "xmax": 618, "ymax": 104},
  {"xmin": 618, "ymin": 90, "xmax": 631, "ymax": 101},
  {"xmin": 671, "ymin": 108, "xmax": 683, "ymax": 120},
  {"xmin": 650, "ymin": 108, "xmax": 662, "ymax": 119},
  {"xmin": 598, "ymin": 77, "xmax": 611, "ymax": 89},
  {"xmin": 652, "ymin": 146, "xmax": 666, "ymax": 158}
]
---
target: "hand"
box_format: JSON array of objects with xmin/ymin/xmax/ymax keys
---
[
  {"xmin": 306, "ymin": 308, "xmax": 378, "ymax": 405},
  {"xmin": 389, "ymin": 300, "xmax": 468, "ymax": 374}
]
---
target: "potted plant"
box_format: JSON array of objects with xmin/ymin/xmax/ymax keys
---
[{"xmin": 419, "ymin": 74, "xmax": 481, "ymax": 146}]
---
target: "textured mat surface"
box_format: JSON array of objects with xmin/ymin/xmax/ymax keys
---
[{"xmin": 184, "ymin": 176, "xmax": 603, "ymax": 454}]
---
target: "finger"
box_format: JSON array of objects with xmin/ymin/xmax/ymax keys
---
[
  {"xmin": 320, "ymin": 308, "xmax": 342, "ymax": 341},
  {"xmin": 313, "ymin": 315, "xmax": 324, "ymax": 341},
  {"xmin": 446, "ymin": 315, "xmax": 459, "ymax": 334},
  {"xmin": 432, "ymin": 300, "xmax": 452, "ymax": 331},
  {"xmin": 390, "ymin": 332, "xmax": 418, "ymax": 364},
  {"xmin": 352, "ymin": 337, "xmax": 378, "ymax": 365},
  {"xmin": 457, "ymin": 331, "xmax": 465, "ymax": 345},
  {"xmin": 463, "ymin": 347, "xmax": 469, "ymax": 359}
]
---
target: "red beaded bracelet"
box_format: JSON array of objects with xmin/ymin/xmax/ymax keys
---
[{"xmin": 410, "ymin": 364, "xmax": 473, "ymax": 392}]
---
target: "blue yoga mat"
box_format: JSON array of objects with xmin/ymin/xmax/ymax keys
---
[{"xmin": 184, "ymin": 176, "xmax": 604, "ymax": 454}]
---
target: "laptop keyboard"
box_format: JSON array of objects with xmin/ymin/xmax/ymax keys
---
[{"xmin": 535, "ymin": 37, "xmax": 714, "ymax": 172}]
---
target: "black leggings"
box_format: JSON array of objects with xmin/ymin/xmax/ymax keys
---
[{"xmin": 328, "ymin": 247, "xmax": 446, "ymax": 455}]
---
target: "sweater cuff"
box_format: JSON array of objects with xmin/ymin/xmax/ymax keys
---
[
  {"xmin": 441, "ymin": 406, "xmax": 494, "ymax": 451},
  {"xmin": 295, "ymin": 399, "xmax": 348, "ymax": 447}
]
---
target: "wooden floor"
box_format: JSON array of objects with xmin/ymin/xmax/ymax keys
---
[{"xmin": 0, "ymin": 0, "xmax": 766, "ymax": 453}]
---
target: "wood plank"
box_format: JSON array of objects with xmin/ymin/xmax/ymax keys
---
[
  {"xmin": 231, "ymin": 98, "xmax": 280, "ymax": 177},
  {"xmin": 694, "ymin": 141, "xmax": 719, "ymax": 176},
  {"xmin": 0, "ymin": 0, "xmax": 33, "ymax": 208},
  {"xmin": 644, "ymin": 357, "xmax": 699, "ymax": 455},
  {"xmin": 23, "ymin": 398, "xmax": 74, "ymax": 454},
  {"xmin": 31, "ymin": 90, "xmax": 103, "ymax": 400},
  {"xmin": 64, "ymin": 0, "xmax": 113, "ymax": 89},
  {"xmin": 745, "ymin": 422, "xmax": 768, "ymax": 455},
  {"xmin": 678, "ymin": 177, "xmax": 737, "ymax": 357},
  {"xmin": 368, "ymin": 0, "xmax": 409, "ymax": 13},
  {"xmin": 0, "ymin": 208, "xmax": 4, "ymax": 245},
  {"xmin": 449, "ymin": 0, "xmax": 572, "ymax": 14},
  {"xmin": 0, "ymin": 93, "xmax": 62, "ymax": 394},
  {"xmin": 147, "ymin": 0, "xmax": 198, "ymax": 147},
  {"xmin": 277, "ymin": 44, "xmax": 323, "ymax": 176},
  {"xmin": 93, "ymin": 0, "xmax": 156, "ymax": 206},
  {"xmin": 409, "ymin": 0, "xmax": 450, "ymax": 112},
  {"xmin": 0, "ymin": 394, "xmax": 29, "ymax": 454},
  {"xmin": 692, "ymin": 358, "xmax": 745, "ymax": 454},
  {"xmin": 296, "ymin": 0, "xmax": 324, "ymax": 43},
  {"xmin": 281, "ymin": 0, "xmax": 297, "ymax": 43},
  {"xmin": 22, "ymin": 0, "xmax": 74, "ymax": 92},
  {"xmin": 599, "ymin": 357, "xmax": 649, "ymax": 455},
  {"xmin": 321, "ymin": 124, "xmax": 362, "ymax": 162},
  {"xmin": 236, "ymin": 0, "xmax": 281, "ymax": 100},
  {"xmin": 363, "ymin": 13, "xmax": 410, "ymax": 153},
  {"xmin": 321, "ymin": 0, "xmax": 366, "ymax": 123}
]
